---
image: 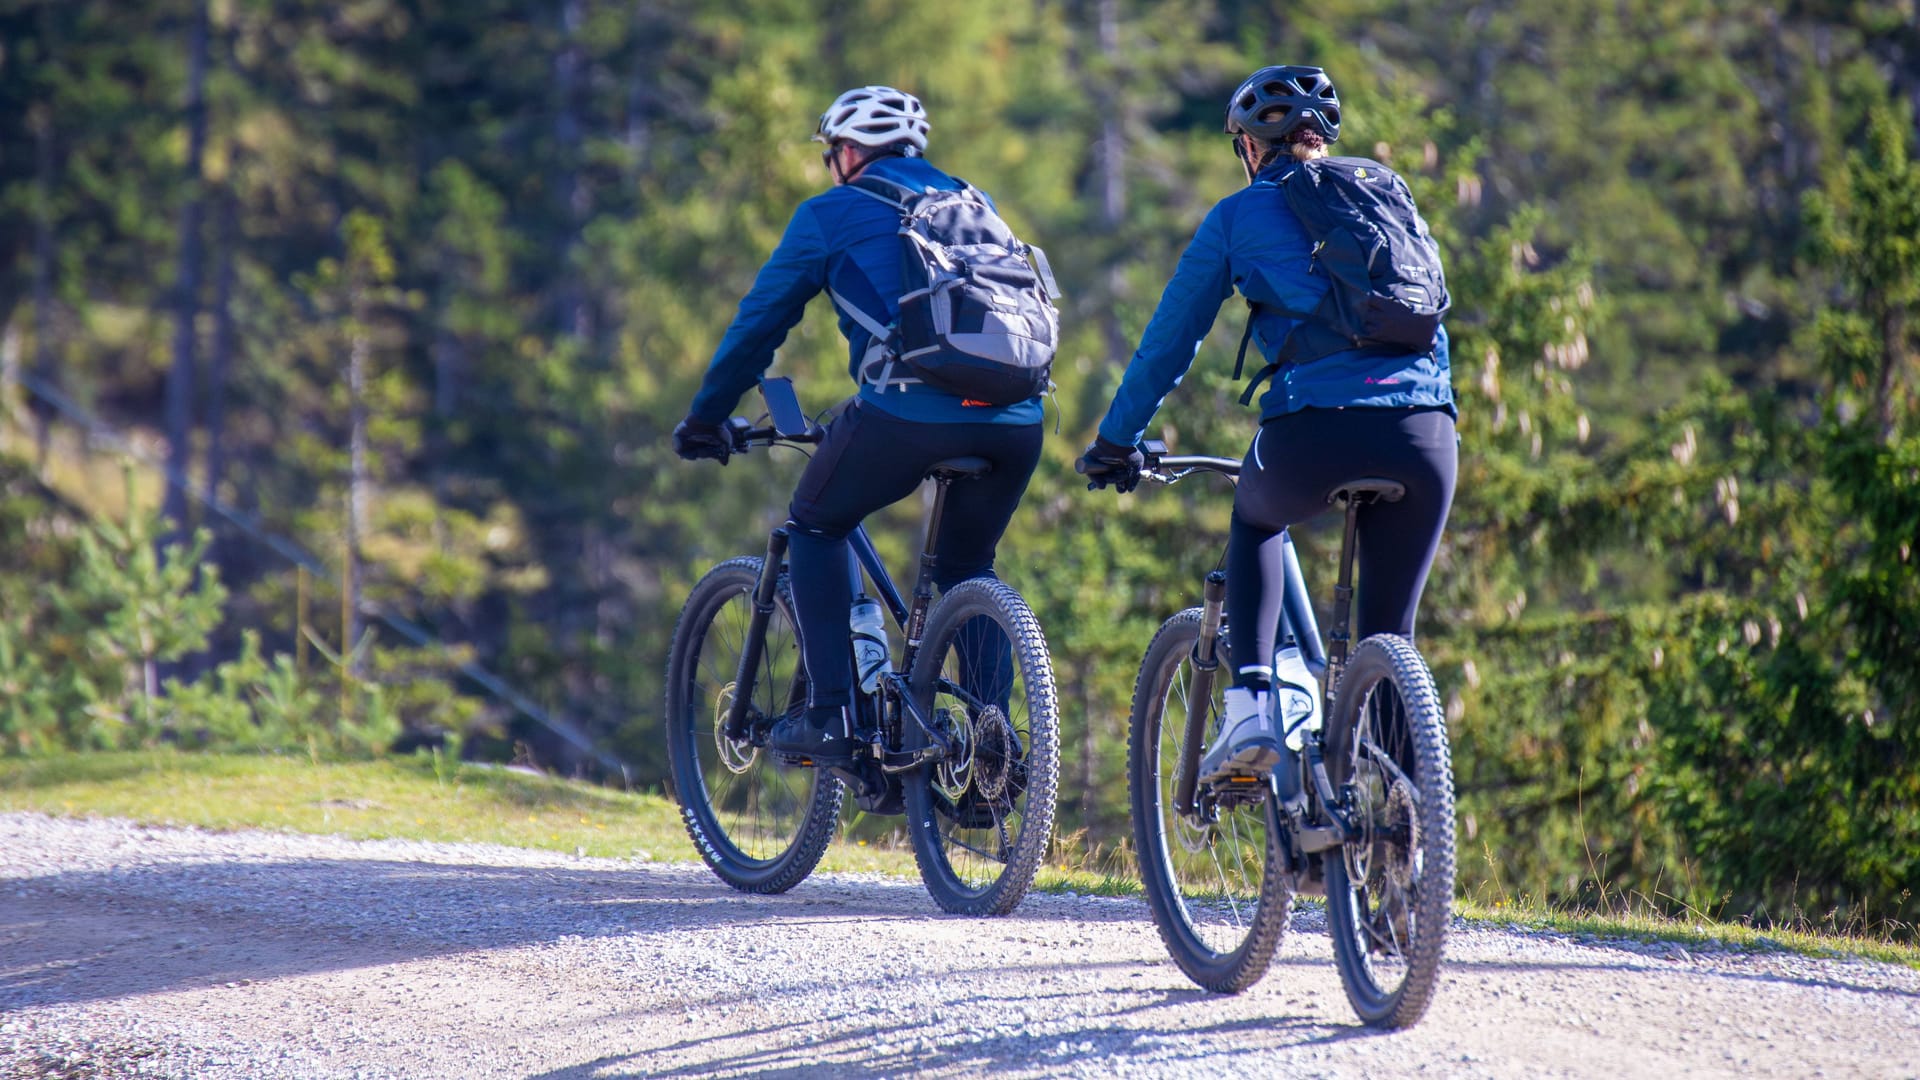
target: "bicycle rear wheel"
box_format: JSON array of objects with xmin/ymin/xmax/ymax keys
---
[
  {"xmin": 1128, "ymin": 609, "xmax": 1293, "ymax": 993},
  {"xmin": 1323, "ymin": 633, "xmax": 1456, "ymax": 1028},
  {"xmin": 665, "ymin": 557, "xmax": 842, "ymax": 893},
  {"xmin": 904, "ymin": 577, "xmax": 1059, "ymax": 916}
]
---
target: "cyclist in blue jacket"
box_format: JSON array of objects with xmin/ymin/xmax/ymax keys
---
[
  {"xmin": 674, "ymin": 86, "xmax": 1045, "ymax": 765},
  {"xmin": 1078, "ymin": 65, "xmax": 1458, "ymax": 786}
]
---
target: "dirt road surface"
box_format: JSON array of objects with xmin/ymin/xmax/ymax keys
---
[{"xmin": 3, "ymin": 813, "xmax": 1916, "ymax": 1078}]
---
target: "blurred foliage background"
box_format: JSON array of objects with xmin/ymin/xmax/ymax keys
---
[{"xmin": 0, "ymin": 0, "xmax": 1916, "ymax": 932}]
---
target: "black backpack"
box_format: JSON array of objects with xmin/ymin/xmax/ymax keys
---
[
  {"xmin": 832, "ymin": 175, "xmax": 1061, "ymax": 406},
  {"xmin": 1234, "ymin": 156, "xmax": 1450, "ymax": 404}
]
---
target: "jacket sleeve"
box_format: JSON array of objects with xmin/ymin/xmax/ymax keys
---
[
  {"xmin": 688, "ymin": 203, "xmax": 831, "ymax": 424},
  {"xmin": 1096, "ymin": 200, "xmax": 1236, "ymax": 447}
]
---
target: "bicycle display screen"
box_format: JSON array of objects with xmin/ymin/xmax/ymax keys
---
[{"xmin": 760, "ymin": 377, "xmax": 810, "ymax": 437}]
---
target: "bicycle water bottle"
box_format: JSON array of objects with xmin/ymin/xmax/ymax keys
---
[
  {"xmin": 850, "ymin": 596, "xmax": 892, "ymax": 694},
  {"xmin": 1274, "ymin": 643, "xmax": 1323, "ymax": 751}
]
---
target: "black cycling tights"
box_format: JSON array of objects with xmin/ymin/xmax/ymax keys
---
[
  {"xmin": 1227, "ymin": 406, "xmax": 1457, "ymax": 686},
  {"xmin": 785, "ymin": 401, "xmax": 1044, "ymax": 712}
]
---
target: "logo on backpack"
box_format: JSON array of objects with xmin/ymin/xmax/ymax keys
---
[
  {"xmin": 831, "ymin": 176, "xmax": 1061, "ymax": 407},
  {"xmin": 1233, "ymin": 157, "xmax": 1450, "ymax": 405}
]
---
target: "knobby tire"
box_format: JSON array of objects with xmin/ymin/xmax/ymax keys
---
[
  {"xmin": 904, "ymin": 577, "xmax": 1060, "ymax": 916},
  {"xmin": 664, "ymin": 557, "xmax": 842, "ymax": 894},
  {"xmin": 1323, "ymin": 632, "xmax": 1455, "ymax": 1028},
  {"xmin": 1128, "ymin": 608, "xmax": 1295, "ymax": 993}
]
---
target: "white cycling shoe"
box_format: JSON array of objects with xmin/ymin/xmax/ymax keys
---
[{"xmin": 1198, "ymin": 687, "xmax": 1284, "ymax": 786}]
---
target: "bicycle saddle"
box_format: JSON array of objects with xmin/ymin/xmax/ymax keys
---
[
  {"xmin": 928, "ymin": 456, "xmax": 993, "ymax": 481},
  {"xmin": 1328, "ymin": 477, "xmax": 1406, "ymax": 504}
]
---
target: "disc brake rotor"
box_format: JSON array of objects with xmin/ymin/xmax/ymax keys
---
[
  {"xmin": 1384, "ymin": 777, "xmax": 1420, "ymax": 892},
  {"xmin": 970, "ymin": 706, "xmax": 1016, "ymax": 802},
  {"xmin": 712, "ymin": 683, "xmax": 757, "ymax": 775},
  {"xmin": 933, "ymin": 706, "xmax": 976, "ymax": 802}
]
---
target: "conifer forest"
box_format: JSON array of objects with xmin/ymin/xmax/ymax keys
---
[{"xmin": 1, "ymin": 0, "xmax": 1917, "ymax": 933}]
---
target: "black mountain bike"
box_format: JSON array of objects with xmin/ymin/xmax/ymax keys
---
[
  {"xmin": 664, "ymin": 378, "xmax": 1061, "ymax": 915},
  {"xmin": 1120, "ymin": 440, "xmax": 1455, "ymax": 1029}
]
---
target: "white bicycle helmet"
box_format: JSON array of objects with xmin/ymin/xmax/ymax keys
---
[{"xmin": 814, "ymin": 86, "xmax": 929, "ymax": 153}]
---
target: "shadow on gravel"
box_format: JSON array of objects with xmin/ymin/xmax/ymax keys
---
[
  {"xmin": 530, "ymin": 999, "xmax": 1359, "ymax": 1079},
  {"xmin": 0, "ymin": 856, "xmax": 947, "ymax": 1010}
]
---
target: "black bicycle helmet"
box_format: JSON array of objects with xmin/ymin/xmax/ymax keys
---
[{"xmin": 1223, "ymin": 65, "xmax": 1341, "ymax": 144}]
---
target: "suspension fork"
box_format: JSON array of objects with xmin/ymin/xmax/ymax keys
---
[
  {"xmin": 1174, "ymin": 571, "xmax": 1229, "ymax": 818},
  {"xmin": 724, "ymin": 528, "xmax": 789, "ymax": 742}
]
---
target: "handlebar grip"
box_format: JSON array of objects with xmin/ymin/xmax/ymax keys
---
[{"xmin": 1074, "ymin": 457, "xmax": 1090, "ymax": 475}]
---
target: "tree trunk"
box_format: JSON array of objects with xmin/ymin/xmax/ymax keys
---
[
  {"xmin": 30, "ymin": 107, "xmax": 56, "ymax": 476},
  {"xmin": 1, "ymin": 317, "xmax": 18, "ymax": 432},
  {"xmin": 431, "ymin": 324, "xmax": 459, "ymax": 549},
  {"xmin": 202, "ymin": 180, "xmax": 237, "ymax": 512},
  {"xmin": 1880, "ymin": 305, "xmax": 1908, "ymax": 445},
  {"xmin": 553, "ymin": 0, "xmax": 591, "ymax": 343},
  {"xmin": 163, "ymin": 0, "xmax": 211, "ymax": 533},
  {"xmin": 1094, "ymin": 0, "xmax": 1131, "ymax": 364},
  {"xmin": 624, "ymin": 2, "xmax": 653, "ymax": 183},
  {"xmin": 346, "ymin": 290, "xmax": 370, "ymax": 676},
  {"xmin": 1079, "ymin": 673, "xmax": 1097, "ymax": 838}
]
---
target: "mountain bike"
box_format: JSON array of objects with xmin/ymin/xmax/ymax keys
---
[
  {"xmin": 1119, "ymin": 439, "xmax": 1455, "ymax": 1029},
  {"xmin": 664, "ymin": 378, "xmax": 1060, "ymax": 915}
]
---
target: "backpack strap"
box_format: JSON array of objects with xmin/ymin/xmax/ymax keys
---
[
  {"xmin": 1233, "ymin": 301, "xmax": 1317, "ymax": 406},
  {"xmin": 827, "ymin": 286, "xmax": 892, "ymax": 342},
  {"xmin": 826, "ymin": 283, "xmax": 924, "ymax": 394},
  {"xmin": 849, "ymin": 174, "xmax": 922, "ymax": 204}
]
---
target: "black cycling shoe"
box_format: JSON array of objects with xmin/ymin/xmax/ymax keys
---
[{"xmin": 769, "ymin": 707, "xmax": 858, "ymax": 766}]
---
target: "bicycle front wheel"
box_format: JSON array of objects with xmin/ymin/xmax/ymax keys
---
[
  {"xmin": 1128, "ymin": 608, "xmax": 1294, "ymax": 992},
  {"xmin": 664, "ymin": 556, "xmax": 843, "ymax": 894},
  {"xmin": 903, "ymin": 577, "xmax": 1060, "ymax": 916},
  {"xmin": 1323, "ymin": 632, "xmax": 1456, "ymax": 1028}
]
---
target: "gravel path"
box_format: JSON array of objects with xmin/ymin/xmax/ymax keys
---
[{"xmin": 3, "ymin": 813, "xmax": 1917, "ymax": 1079}]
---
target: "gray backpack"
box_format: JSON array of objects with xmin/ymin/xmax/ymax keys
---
[{"xmin": 833, "ymin": 175, "xmax": 1061, "ymax": 406}]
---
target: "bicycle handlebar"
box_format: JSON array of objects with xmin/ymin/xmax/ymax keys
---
[
  {"xmin": 1142, "ymin": 440, "xmax": 1240, "ymax": 485},
  {"xmin": 723, "ymin": 417, "xmax": 822, "ymax": 454}
]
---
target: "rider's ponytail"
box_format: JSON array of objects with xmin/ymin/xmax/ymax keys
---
[{"xmin": 1286, "ymin": 130, "xmax": 1329, "ymax": 161}]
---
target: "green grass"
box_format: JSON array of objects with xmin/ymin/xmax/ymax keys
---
[
  {"xmin": 5, "ymin": 750, "xmax": 1914, "ymax": 968},
  {"xmin": 0, "ymin": 750, "xmax": 696, "ymax": 861},
  {"xmin": 1454, "ymin": 897, "xmax": 1920, "ymax": 969}
]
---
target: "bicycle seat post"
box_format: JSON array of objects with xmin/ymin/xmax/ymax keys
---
[
  {"xmin": 1327, "ymin": 495, "xmax": 1364, "ymax": 686},
  {"xmin": 1323, "ymin": 479, "xmax": 1404, "ymax": 689},
  {"xmin": 903, "ymin": 476, "xmax": 953, "ymax": 656}
]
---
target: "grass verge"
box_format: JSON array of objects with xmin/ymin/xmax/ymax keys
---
[
  {"xmin": 5, "ymin": 750, "xmax": 1913, "ymax": 968},
  {"xmin": 0, "ymin": 749, "xmax": 921, "ymax": 874},
  {"xmin": 1453, "ymin": 897, "xmax": 1920, "ymax": 969}
]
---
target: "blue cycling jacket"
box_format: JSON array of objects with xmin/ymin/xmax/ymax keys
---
[
  {"xmin": 1097, "ymin": 158, "xmax": 1455, "ymax": 448},
  {"xmin": 690, "ymin": 155, "xmax": 1045, "ymax": 428}
]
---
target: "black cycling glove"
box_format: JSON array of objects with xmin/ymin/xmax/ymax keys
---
[
  {"xmin": 1076, "ymin": 435, "xmax": 1146, "ymax": 493},
  {"xmin": 672, "ymin": 416, "xmax": 732, "ymax": 464}
]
